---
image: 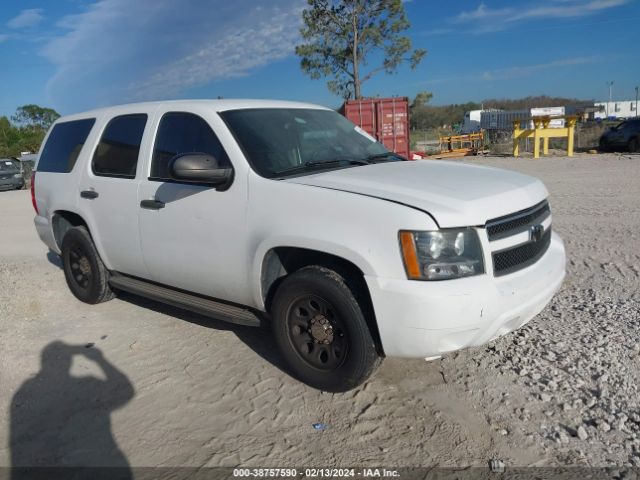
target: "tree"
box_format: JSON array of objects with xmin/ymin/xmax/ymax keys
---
[
  {"xmin": 409, "ymin": 92, "xmax": 482, "ymax": 131},
  {"xmin": 12, "ymin": 104, "xmax": 60, "ymax": 131},
  {"xmin": 0, "ymin": 105, "xmax": 61, "ymax": 157},
  {"xmin": 409, "ymin": 91, "xmax": 436, "ymax": 130},
  {"xmin": 408, "ymin": 93, "xmax": 594, "ymax": 131},
  {"xmin": 0, "ymin": 116, "xmax": 21, "ymax": 157},
  {"xmin": 296, "ymin": 0, "xmax": 426, "ymax": 99},
  {"xmin": 410, "ymin": 91, "xmax": 432, "ymax": 109}
]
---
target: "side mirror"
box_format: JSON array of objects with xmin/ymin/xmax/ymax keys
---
[{"xmin": 168, "ymin": 153, "xmax": 233, "ymax": 188}]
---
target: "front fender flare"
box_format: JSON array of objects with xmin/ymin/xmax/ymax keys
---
[{"xmin": 250, "ymin": 236, "xmax": 376, "ymax": 310}]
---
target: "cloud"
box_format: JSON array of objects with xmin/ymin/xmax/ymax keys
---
[
  {"xmin": 134, "ymin": 7, "xmax": 303, "ymax": 100},
  {"xmin": 7, "ymin": 9, "xmax": 44, "ymax": 29},
  {"xmin": 412, "ymin": 56, "xmax": 601, "ymax": 86},
  {"xmin": 0, "ymin": 34, "xmax": 9, "ymax": 43},
  {"xmin": 421, "ymin": 28, "xmax": 455, "ymax": 36},
  {"xmin": 41, "ymin": 0, "xmax": 304, "ymax": 111},
  {"xmin": 453, "ymin": 0, "xmax": 630, "ymax": 32},
  {"xmin": 455, "ymin": 3, "xmax": 512, "ymax": 22},
  {"xmin": 480, "ymin": 56, "xmax": 601, "ymax": 80}
]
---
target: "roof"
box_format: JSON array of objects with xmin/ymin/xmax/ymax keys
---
[{"xmin": 57, "ymin": 99, "xmax": 330, "ymax": 122}]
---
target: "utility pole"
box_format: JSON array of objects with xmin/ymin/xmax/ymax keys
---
[
  {"xmin": 606, "ymin": 81, "xmax": 614, "ymax": 118},
  {"xmin": 636, "ymin": 86, "xmax": 638, "ymax": 117}
]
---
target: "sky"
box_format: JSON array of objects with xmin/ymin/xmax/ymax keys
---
[{"xmin": 0, "ymin": 0, "xmax": 639, "ymax": 117}]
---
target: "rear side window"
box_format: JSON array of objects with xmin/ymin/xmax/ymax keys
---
[
  {"xmin": 38, "ymin": 119, "xmax": 95, "ymax": 173},
  {"xmin": 150, "ymin": 112, "xmax": 230, "ymax": 181},
  {"xmin": 92, "ymin": 114, "xmax": 147, "ymax": 178}
]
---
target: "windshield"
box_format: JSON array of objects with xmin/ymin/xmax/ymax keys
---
[
  {"xmin": 0, "ymin": 159, "xmax": 19, "ymax": 172},
  {"xmin": 220, "ymin": 108, "xmax": 402, "ymax": 178}
]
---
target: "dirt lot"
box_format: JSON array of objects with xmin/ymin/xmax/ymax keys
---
[{"xmin": 1, "ymin": 153, "xmax": 639, "ymax": 469}]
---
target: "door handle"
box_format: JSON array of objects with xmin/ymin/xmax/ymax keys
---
[
  {"xmin": 80, "ymin": 190, "xmax": 99, "ymax": 199},
  {"xmin": 140, "ymin": 199, "xmax": 165, "ymax": 210}
]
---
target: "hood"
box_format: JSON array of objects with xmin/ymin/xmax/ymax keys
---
[{"xmin": 285, "ymin": 160, "xmax": 548, "ymax": 228}]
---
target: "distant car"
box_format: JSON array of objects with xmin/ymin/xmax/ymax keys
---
[
  {"xmin": 599, "ymin": 118, "xmax": 640, "ymax": 152},
  {"xmin": 0, "ymin": 158, "xmax": 25, "ymax": 191}
]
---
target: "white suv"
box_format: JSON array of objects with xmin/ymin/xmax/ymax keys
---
[{"xmin": 32, "ymin": 100, "xmax": 565, "ymax": 391}]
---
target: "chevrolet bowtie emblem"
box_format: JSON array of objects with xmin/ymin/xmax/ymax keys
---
[{"xmin": 529, "ymin": 224, "xmax": 544, "ymax": 242}]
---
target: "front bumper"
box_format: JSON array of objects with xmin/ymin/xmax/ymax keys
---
[{"xmin": 366, "ymin": 232, "xmax": 566, "ymax": 358}]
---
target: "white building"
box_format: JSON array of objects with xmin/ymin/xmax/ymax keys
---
[
  {"xmin": 530, "ymin": 106, "xmax": 565, "ymax": 128},
  {"xmin": 594, "ymin": 100, "xmax": 638, "ymax": 120},
  {"xmin": 462, "ymin": 109, "xmax": 501, "ymax": 133},
  {"xmin": 480, "ymin": 107, "xmax": 566, "ymax": 130},
  {"xmin": 461, "ymin": 110, "xmax": 482, "ymax": 133}
]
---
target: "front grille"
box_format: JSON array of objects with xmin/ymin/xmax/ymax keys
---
[
  {"xmin": 492, "ymin": 227, "xmax": 552, "ymax": 277},
  {"xmin": 486, "ymin": 200, "xmax": 550, "ymax": 241}
]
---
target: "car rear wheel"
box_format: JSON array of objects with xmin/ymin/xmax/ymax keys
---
[
  {"xmin": 61, "ymin": 226, "xmax": 115, "ymax": 304},
  {"xmin": 271, "ymin": 266, "xmax": 381, "ymax": 392},
  {"xmin": 629, "ymin": 137, "xmax": 640, "ymax": 153}
]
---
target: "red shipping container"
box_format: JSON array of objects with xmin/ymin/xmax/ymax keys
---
[{"xmin": 341, "ymin": 97, "xmax": 410, "ymax": 159}]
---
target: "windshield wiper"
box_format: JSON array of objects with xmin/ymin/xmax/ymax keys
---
[
  {"xmin": 272, "ymin": 158, "xmax": 370, "ymax": 176},
  {"xmin": 366, "ymin": 152, "xmax": 403, "ymax": 163}
]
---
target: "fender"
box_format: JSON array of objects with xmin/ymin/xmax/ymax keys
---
[
  {"xmin": 251, "ymin": 236, "xmax": 376, "ymax": 311},
  {"xmin": 51, "ymin": 208, "xmax": 114, "ymax": 270}
]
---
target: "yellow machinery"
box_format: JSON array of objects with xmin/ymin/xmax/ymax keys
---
[
  {"xmin": 513, "ymin": 116, "xmax": 578, "ymax": 158},
  {"xmin": 438, "ymin": 132, "xmax": 484, "ymax": 157}
]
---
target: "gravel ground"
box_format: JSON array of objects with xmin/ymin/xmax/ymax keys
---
[
  {"xmin": 443, "ymin": 152, "xmax": 640, "ymax": 467},
  {"xmin": 0, "ymin": 152, "xmax": 638, "ymax": 469}
]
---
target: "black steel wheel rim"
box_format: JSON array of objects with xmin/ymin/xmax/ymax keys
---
[
  {"xmin": 68, "ymin": 245, "xmax": 92, "ymax": 290},
  {"xmin": 286, "ymin": 294, "xmax": 349, "ymax": 371}
]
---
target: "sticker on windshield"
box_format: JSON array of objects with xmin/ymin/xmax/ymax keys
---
[
  {"xmin": 354, "ymin": 126, "xmax": 377, "ymax": 143},
  {"xmin": 4, "ymin": 161, "xmax": 13, "ymax": 166}
]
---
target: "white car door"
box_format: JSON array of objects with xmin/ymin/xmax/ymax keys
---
[
  {"xmin": 137, "ymin": 107, "xmax": 250, "ymax": 305},
  {"xmin": 77, "ymin": 112, "xmax": 151, "ymax": 278}
]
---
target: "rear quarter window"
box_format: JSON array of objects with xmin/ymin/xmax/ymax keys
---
[{"xmin": 37, "ymin": 119, "xmax": 96, "ymax": 173}]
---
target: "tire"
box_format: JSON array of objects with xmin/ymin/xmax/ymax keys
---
[
  {"xmin": 271, "ymin": 266, "xmax": 381, "ymax": 392},
  {"xmin": 598, "ymin": 139, "xmax": 610, "ymax": 153},
  {"xmin": 629, "ymin": 137, "xmax": 640, "ymax": 153},
  {"xmin": 61, "ymin": 226, "xmax": 115, "ymax": 304}
]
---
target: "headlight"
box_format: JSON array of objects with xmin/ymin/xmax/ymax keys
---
[
  {"xmin": 399, "ymin": 228, "xmax": 485, "ymax": 280},
  {"xmin": 14, "ymin": 173, "xmax": 22, "ymax": 178}
]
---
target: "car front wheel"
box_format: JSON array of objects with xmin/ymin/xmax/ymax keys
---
[
  {"xmin": 271, "ymin": 266, "xmax": 381, "ymax": 392},
  {"xmin": 629, "ymin": 137, "xmax": 640, "ymax": 153}
]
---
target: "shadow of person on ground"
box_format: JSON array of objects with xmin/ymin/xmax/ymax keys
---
[{"xmin": 10, "ymin": 341, "xmax": 134, "ymax": 480}]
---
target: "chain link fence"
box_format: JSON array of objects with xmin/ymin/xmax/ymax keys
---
[{"xmin": 486, "ymin": 122, "xmax": 610, "ymax": 156}]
